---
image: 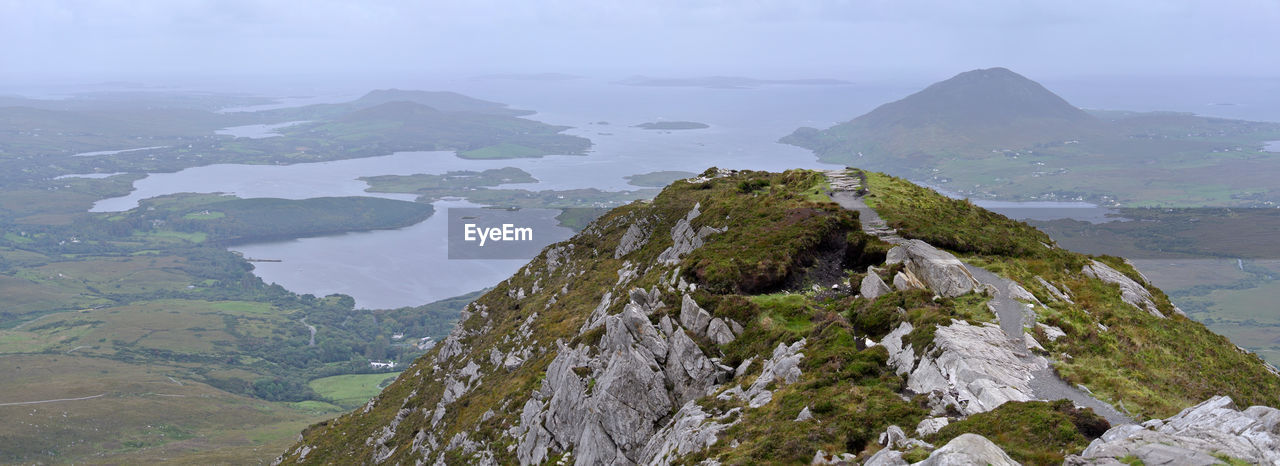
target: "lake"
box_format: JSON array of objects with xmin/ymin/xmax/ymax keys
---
[{"xmin": 86, "ymin": 77, "xmax": 1269, "ymax": 309}]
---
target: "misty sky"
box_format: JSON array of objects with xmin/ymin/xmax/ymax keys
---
[{"xmin": 2, "ymin": 0, "xmax": 1278, "ymax": 85}]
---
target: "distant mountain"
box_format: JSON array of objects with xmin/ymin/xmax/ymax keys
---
[
  {"xmin": 617, "ymin": 75, "xmax": 850, "ymax": 89},
  {"xmin": 782, "ymin": 68, "xmax": 1280, "ymax": 206},
  {"xmin": 783, "ymin": 67, "xmax": 1105, "ymax": 167}
]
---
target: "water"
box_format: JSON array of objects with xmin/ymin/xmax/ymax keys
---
[
  {"xmin": 72, "ymin": 146, "xmax": 167, "ymax": 157},
  {"xmin": 229, "ymin": 198, "xmax": 573, "ymax": 310},
  {"xmin": 54, "ymin": 172, "xmax": 127, "ymax": 180},
  {"xmin": 86, "ymin": 76, "xmax": 1273, "ymax": 308},
  {"xmin": 215, "ymin": 121, "xmax": 311, "ymax": 139}
]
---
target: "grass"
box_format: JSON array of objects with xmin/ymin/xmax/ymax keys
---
[
  {"xmin": 0, "ymin": 354, "xmax": 334, "ymax": 465},
  {"xmin": 309, "ymin": 372, "xmax": 402, "ymax": 408},
  {"xmin": 928, "ymin": 400, "xmax": 1106, "ymax": 465}
]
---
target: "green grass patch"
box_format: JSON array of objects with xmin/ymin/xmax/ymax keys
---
[{"xmin": 309, "ymin": 372, "xmax": 402, "ymax": 408}]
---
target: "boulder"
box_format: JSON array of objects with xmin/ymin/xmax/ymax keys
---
[
  {"xmin": 679, "ymin": 294, "xmax": 713, "ymax": 335},
  {"xmin": 878, "ymin": 425, "xmax": 907, "ymax": 448},
  {"xmin": 915, "ymin": 433, "xmax": 1018, "ymax": 466},
  {"xmin": 863, "ymin": 448, "xmax": 907, "ymax": 466},
  {"xmin": 886, "ymin": 240, "xmax": 980, "ymax": 298},
  {"xmin": 861, "ymin": 270, "xmax": 893, "ymax": 300},
  {"xmin": 706, "ymin": 318, "xmax": 736, "ymax": 345},
  {"xmin": 1068, "ymin": 396, "xmax": 1280, "ymax": 465},
  {"xmin": 915, "ymin": 417, "xmax": 950, "ymax": 437}
]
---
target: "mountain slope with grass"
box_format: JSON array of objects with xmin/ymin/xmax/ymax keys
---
[{"xmin": 277, "ymin": 168, "xmax": 1280, "ymax": 465}]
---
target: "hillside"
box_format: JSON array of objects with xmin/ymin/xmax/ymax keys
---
[
  {"xmin": 782, "ymin": 68, "xmax": 1104, "ymax": 165},
  {"xmin": 783, "ymin": 69, "xmax": 1280, "ymax": 206},
  {"xmin": 277, "ymin": 168, "xmax": 1280, "ymax": 465}
]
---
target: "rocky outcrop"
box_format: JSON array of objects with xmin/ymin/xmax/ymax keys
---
[
  {"xmin": 614, "ymin": 217, "xmax": 653, "ymax": 259},
  {"xmin": 657, "ymin": 203, "xmax": 725, "ymax": 265},
  {"xmin": 1068, "ymin": 396, "xmax": 1280, "ymax": 465},
  {"xmin": 1082, "ymin": 260, "xmax": 1165, "ymax": 318},
  {"xmin": 638, "ymin": 400, "xmax": 739, "ymax": 464},
  {"xmin": 719, "ymin": 339, "xmax": 806, "ymax": 409},
  {"xmin": 885, "ymin": 320, "xmax": 1044, "ymax": 415},
  {"xmin": 514, "ymin": 295, "xmax": 734, "ymax": 465},
  {"xmin": 885, "ymin": 240, "xmax": 980, "ymax": 298}
]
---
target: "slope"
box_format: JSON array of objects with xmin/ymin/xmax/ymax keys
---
[{"xmin": 277, "ymin": 168, "xmax": 1280, "ymax": 465}]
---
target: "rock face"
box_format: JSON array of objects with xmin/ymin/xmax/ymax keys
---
[
  {"xmin": 885, "ymin": 319, "xmax": 1043, "ymax": 415},
  {"xmin": 1068, "ymin": 396, "xmax": 1280, "ymax": 465},
  {"xmin": 1082, "ymin": 260, "xmax": 1165, "ymax": 318},
  {"xmin": 885, "ymin": 240, "xmax": 980, "ymax": 298},
  {"xmin": 513, "ymin": 294, "xmax": 735, "ymax": 464},
  {"xmin": 614, "ymin": 217, "xmax": 653, "ymax": 259}
]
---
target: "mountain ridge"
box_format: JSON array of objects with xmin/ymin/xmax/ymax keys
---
[{"xmin": 276, "ymin": 168, "xmax": 1280, "ymax": 465}]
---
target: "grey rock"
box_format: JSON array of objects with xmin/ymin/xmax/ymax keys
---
[
  {"xmin": 615, "ymin": 218, "xmax": 653, "ymax": 259},
  {"xmin": 863, "ymin": 448, "xmax": 908, "ymax": 466},
  {"xmin": 811, "ymin": 450, "xmax": 859, "ymax": 464},
  {"xmin": 664, "ymin": 329, "xmax": 730, "ymax": 406},
  {"xmin": 795, "ymin": 406, "xmax": 813, "ymax": 422},
  {"xmin": 878, "ymin": 425, "xmax": 907, "ymax": 448},
  {"xmin": 1037, "ymin": 323, "xmax": 1066, "ymax": 342},
  {"xmin": 1082, "ymin": 260, "xmax": 1164, "ymax": 318},
  {"xmin": 657, "ymin": 203, "xmax": 726, "ymax": 265},
  {"xmin": 728, "ymin": 319, "xmax": 744, "ymax": 336},
  {"xmin": 890, "ymin": 320, "xmax": 1045, "ymax": 416},
  {"xmin": 679, "ymin": 294, "xmax": 713, "ymax": 335},
  {"xmin": 578, "ymin": 291, "xmax": 613, "ymax": 334},
  {"xmin": 861, "ymin": 270, "xmax": 893, "ymax": 300},
  {"xmin": 885, "ymin": 240, "xmax": 980, "ymax": 298},
  {"xmin": 706, "ymin": 318, "xmax": 736, "ymax": 345},
  {"xmin": 1070, "ymin": 396, "xmax": 1280, "ymax": 465},
  {"xmin": 629, "ymin": 287, "xmax": 663, "ymax": 314},
  {"xmin": 640, "ymin": 400, "xmax": 738, "ymax": 464},
  {"xmin": 915, "ymin": 433, "xmax": 1018, "ymax": 466},
  {"xmin": 893, "ymin": 271, "xmax": 925, "ymax": 291},
  {"xmin": 881, "ymin": 322, "xmax": 916, "ymax": 376},
  {"xmin": 1035, "ymin": 276, "xmax": 1074, "ymax": 304},
  {"xmin": 915, "ymin": 417, "xmax": 950, "ymax": 437}
]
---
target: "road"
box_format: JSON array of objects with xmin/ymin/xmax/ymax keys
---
[{"xmin": 301, "ymin": 317, "xmax": 317, "ymax": 346}]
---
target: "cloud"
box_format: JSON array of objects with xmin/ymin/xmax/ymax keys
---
[{"xmin": 0, "ymin": 0, "xmax": 1277, "ymax": 83}]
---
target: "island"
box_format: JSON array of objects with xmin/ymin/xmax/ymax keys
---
[{"xmin": 634, "ymin": 121, "xmax": 709, "ymax": 130}]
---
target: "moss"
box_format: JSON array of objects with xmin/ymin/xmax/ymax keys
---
[
  {"xmin": 929, "ymin": 400, "xmax": 1105, "ymax": 465},
  {"xmin": 863, "ymin": 171, "xmax": 1054, "ymax": 257}
]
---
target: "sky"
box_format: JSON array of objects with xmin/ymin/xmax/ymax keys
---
[{"xmin": 2, "ymin": 0, "xmax": 1279, "ymax": 86}]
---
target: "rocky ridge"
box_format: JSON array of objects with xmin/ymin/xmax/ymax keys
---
[{"xmin": 276, "ymin": 168, "xmax": 1280, "ymax": 465}]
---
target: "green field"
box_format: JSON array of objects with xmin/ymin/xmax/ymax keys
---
[{"xmin": 310, "ymin": 372, "xmax": 403, "ymax": 408}]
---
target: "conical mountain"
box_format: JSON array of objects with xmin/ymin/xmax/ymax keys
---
[{"xmin": 783, "ymin": 67, "xmax": 1105, "ymax": 169}]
